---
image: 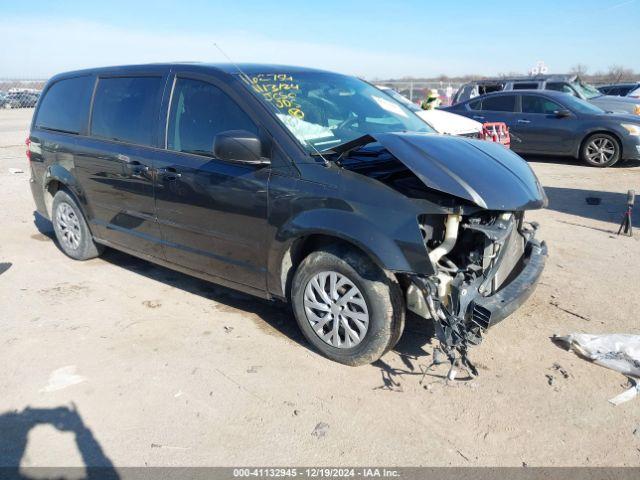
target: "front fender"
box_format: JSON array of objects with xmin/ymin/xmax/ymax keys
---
[{"xmin": 267, "ymin": 208, "xmax": 434, "ymax": 298}]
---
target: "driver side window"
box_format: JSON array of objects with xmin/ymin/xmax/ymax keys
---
[
  {"xmin": 521, "ymin": 95, "xmax": 563, "ymax": 114},
  {"xmin": 167, "ymin": 78, "xmax": 257, "ymax": 156}
]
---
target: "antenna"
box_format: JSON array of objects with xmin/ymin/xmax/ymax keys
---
[{"xmin": 213, "ymin": 43, "xmax": 253, "ymax": 85}]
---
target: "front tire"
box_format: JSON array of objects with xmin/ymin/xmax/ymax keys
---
[
  {"xmin": 580, "ymin": 133, "xmax": 620, "ymax": 167},
  {"xmin": 291, "ymin": 245, "xmax": 404, "ymax": 366},
  {"xmin": 52, "ymin": 190, "xmax": 103, "ymax": 260}
]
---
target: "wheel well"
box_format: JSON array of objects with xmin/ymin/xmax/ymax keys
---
[
  {"xmin": 280, "ymin": 234, "xmax": 383, "ymax": 299},
  {"xmin": 580, "ymin": 130, "xmax": 623, "ymax": 158},
  {"xmin": 44, "ymin": 179, "xmax": 62, "ymax": 218}
]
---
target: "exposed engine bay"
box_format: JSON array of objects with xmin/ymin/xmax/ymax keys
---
[{"xmin": 409, "ymin": 211, "xmax": 540, "ymax": 378}]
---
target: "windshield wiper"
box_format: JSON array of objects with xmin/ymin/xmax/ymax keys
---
[{"xmin": 318, "ymin": 134, "xmax": 375, "ymax": 156}]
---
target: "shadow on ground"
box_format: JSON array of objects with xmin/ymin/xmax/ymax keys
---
[
  {"xmin": 32, "ymin": 212, "xmax": 56, "ymax": 241},
  {"xmin": 543, "ymin": 186, "xmax": 638, "ymax": 229},
  {"xmin": 524, "ymin": 154, "xmax": 640, "ymax": 169},
  {"xmin": 0, "ymin": 404, "xmax": 118, "ymax": 479},
  {"xmin": 102, "ymin": 248, "xmax": 308, "ymax": 345},
  {"xmin": 372, "ymin": 313, "xmax": 437, "ymax": 391},
  {"xmin": 32, "ymin": 212, "xmax": 435, "ymax": 362}
]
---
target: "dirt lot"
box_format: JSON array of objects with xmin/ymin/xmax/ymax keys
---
[{"xmin": 1, "ymin": 108, "xmax": 639, "ymax": 468}]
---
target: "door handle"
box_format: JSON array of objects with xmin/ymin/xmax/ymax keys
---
[
  {"xmin": 120, "ymin": 156, "xmax": 149, "ymax": 177},
  {"xmin": 517, "ymin": 119, "xmax": 531, "ymax": 124},
  {"xmin": 156, "ymin": 167, "xmax": 182, "ymax": 181},
  {"xmin": 473, "ymin": 115, "xmax": 485, "ymax": 120}
]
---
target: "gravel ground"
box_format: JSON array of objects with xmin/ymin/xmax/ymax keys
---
[{"xmin": 1, "ymin": 109, "xmax": 639, "ymax": 467}]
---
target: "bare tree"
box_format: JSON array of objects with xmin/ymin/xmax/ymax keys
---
[
  {"xmin": 570, "ymin": 64, "xmax": 589, "ymax": 77},
  {"xmin": 606, "ymin": 65, "xmax": 635, "ymax": 83},
  {"xmin": 496, "ymin": 71, "xmax": 523, "ymax": 78}
]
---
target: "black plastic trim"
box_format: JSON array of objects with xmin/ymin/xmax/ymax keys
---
[{"xmin": 472, "ymin": 239, "xmax": 547, "ymax": 327}]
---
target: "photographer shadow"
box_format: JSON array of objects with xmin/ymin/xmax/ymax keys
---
[{"xmin": 0, "ymin": 404, "xmax": 118, "ymax": 479}]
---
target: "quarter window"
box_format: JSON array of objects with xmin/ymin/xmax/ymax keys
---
[
  {"xmin": 91, "ymin": 76, "xmax": 163, "ymax": 146},
  {"xmin": 512, "ymin": 82, "xmax": 539, "ymax": 90},
  {"xmin": 167, "ymin": 78, "xmax": 257, "ymax": 156},
  {"xmin": 481, "ymin": 95, "xmax": 516, "ymax": 112},
  {"xmin": 521, "ymin": 95, "xmax": 563, "ymax": 114},
  {"xmin": 35, "ymin": 76, "xmax": 94, "ymax": 134}
]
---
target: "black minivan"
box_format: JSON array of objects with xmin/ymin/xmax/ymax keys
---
[{"xmin": 29, "ymin": 63, "xmax": 547, "ymax": 367}]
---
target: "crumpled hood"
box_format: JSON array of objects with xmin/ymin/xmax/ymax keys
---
[{"xmin": 371, "ymin": 132, "xmax": 548, "ymax": 211}]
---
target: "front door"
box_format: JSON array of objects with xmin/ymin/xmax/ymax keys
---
[
  {"xmin": 75, "ymin": 75, "xmax": 167, "ymax": 256},
  {"xmin": 154, "ymin": 75, "xmax": 269, "ymax": 291}
]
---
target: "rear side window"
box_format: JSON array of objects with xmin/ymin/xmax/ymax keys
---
[
  {"xmin": 91, "ymin": 76, "xmax": 163, "ymax": 146},
  {"xmin": 481, "ymin": 95, "xmax": 516, "ymax": 112},
  {"xmin": 512, "ymin": 82, "xmax": 539, "ymax": 90},
  {"xmin": 468, "ymin": 99, "xmax": 482, "ymax": 110},
  {"xmin": 479, "ymin": 84, "xmax": 504, "ymax": 95},
  {"xmin": 617, "ymin": 86, "xmax": 634, "ymax": 96},
  {"xmin": 35, "ymin": 76, "xmax": 94, "ymax": 134},
  {"xmin": 167, "ymin": 78, "xmax": 258, "ymax": 156},
  {"xmin": 455, "ymin": 85, "xmax": 475, "ymax": 103},
  {"xmin": 521, "ymin": 95, "xmax": 563, "ymax": 114}
]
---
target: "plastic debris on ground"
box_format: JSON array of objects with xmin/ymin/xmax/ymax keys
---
[{"xmin": 553, "ymin": 333, "xmax": 640, "ymax": 405}]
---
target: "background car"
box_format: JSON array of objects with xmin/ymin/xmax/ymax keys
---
[
  {"xmin": 453, "ymin": 75, "xmax": 640, "ymax": 116},
  {"xmin": 376, "ymin": 85, "xmax": 483, "ymax": 137},
  {"xmin": 597, "ymin": 83, "xmax": 640, "ymax": 98},
  {"xmin": 446, "ymin": 90, "xmax": 640, "ymax": 167},
  {"xmin": 3, "ymin": 91, "xmax": 40, "ymax": 109}
]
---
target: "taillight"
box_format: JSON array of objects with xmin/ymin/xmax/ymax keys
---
[{"xmin": 25, "ymin": 137, "xmax": 31, "ymax": 161}]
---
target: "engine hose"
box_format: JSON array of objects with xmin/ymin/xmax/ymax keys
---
[{"xmin": 429, "ymin": 214, "xmax": 461, "ymax": 266}]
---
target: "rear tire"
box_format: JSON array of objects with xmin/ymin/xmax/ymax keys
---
[
  {"xmin": 291, "ymin": 245, "xmax": 404, "ymax": 366},
  {"xmin": 52, "ymin": 190, "xmax": 103, "ymax": 260},
  {"xmin": 580, "ymin": 133, "xmax": 620, "ymax": 167}
]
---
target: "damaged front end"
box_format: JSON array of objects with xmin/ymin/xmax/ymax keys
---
[
  {"xmin": 332, "ymin": 132, "xmax": 549, "ymax": 376},
  {"xmin": 407, "ymin": 211, "xmax": 547, "ymax": 377}
]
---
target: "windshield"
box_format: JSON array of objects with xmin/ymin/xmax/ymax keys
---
[
  {"xmin": 239, "ymin": 72, "xmax": 433, "ymax": 152},
  {"xmin": 560, "ymin": 93, "xmax": 605, "ymax": 114},
  {"xmin": 379, "ymin": 88, "xmax": 421, "ymax": 112},
  {"xmin": 573, "ymin": 81, "xmax": 602, "ymax": 99}
]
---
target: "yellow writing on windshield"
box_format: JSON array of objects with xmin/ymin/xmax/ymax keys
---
[{"xmin": 246, "ymin": 74, "xmax": 305, "ymax": 120}]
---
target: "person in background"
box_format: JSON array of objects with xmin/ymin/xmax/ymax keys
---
[{"xmin": 421, "ymin": 89, "xmax": 441, "ymax": 110}]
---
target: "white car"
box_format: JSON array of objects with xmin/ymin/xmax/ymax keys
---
[{"xmin": 377, "ymin": 86, "xmax": 482, "ymax": 137}]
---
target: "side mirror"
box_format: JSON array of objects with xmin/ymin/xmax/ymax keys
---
[
  {"xmin": 212, "ymin": 130, "xmax": 269, "ymax": 165},
  {"xmin": 555, "ymin": 109, "xmax": 572, "ymax": 118}
]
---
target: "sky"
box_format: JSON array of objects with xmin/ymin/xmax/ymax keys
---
[{"xmin": 0, "ymin": 0, "xmax": 638, "ymax": 79}]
